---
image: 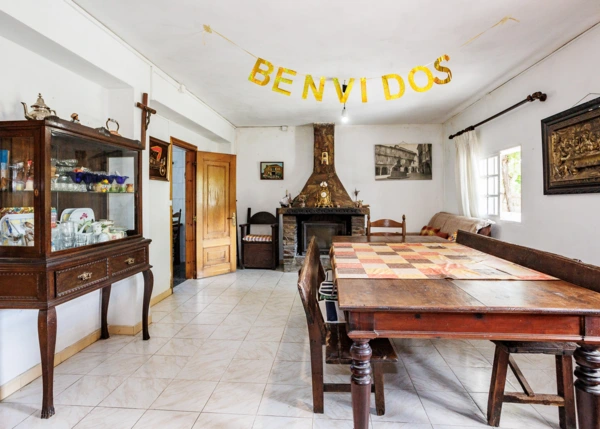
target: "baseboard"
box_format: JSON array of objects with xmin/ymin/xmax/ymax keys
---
[
  {"xmin": 107, "ymin": 314, "xmax": 152, "ymax": 336},
  {"xmin": 0, "ymin": 289, "xmax": 170, "ymax": 401},
  {"xmin": 0, "ymin": 328, "xmax": 101, "ymax": 401},
  {"xmin": 150, "ymin": 287, "xmax": 172, "ymax": 307}
]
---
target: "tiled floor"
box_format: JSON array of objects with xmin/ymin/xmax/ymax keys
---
[{"xmin": 1, "ymin": 270, "xmax": 564, "ymax": 428}]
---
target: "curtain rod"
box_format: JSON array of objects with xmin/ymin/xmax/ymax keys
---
[{"xmin": 448, "ymin": 91, "xmax": 547, "ymax": 139}]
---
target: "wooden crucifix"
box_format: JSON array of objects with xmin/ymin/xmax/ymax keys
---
[{"xmin": 136, "ymin": 93, "xmax": 156, "ymax": 149}]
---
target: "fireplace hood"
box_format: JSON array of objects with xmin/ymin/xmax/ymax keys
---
[{"xmin": 298, "ymin": 123, "xmax": 354, "ymax": 208}]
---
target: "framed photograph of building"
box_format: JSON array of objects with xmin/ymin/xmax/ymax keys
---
[
  {"xmin": 260, "ymin": 161, "xmax": 284, "ymax": 180},
  {"xmin": 541, "ymin": 96, "xmax": 600, "ymax": 194},
  {"xmin": 374, "ymin": 144, "xmax": 432, "ymax": 180}
]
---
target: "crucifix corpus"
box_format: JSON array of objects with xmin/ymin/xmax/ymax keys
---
[{"xmin": 136, "ymin": 93, "xmax": 156, "ymax": 149}]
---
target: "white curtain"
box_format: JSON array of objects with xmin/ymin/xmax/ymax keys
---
[{"xmin": 454, "ymin": 130, "xmax": 481, "ymax": 218}]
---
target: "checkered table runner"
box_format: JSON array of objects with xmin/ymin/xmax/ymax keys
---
[{"xmin": 331, "ymin": 242, "xmax": 557, "ymax": 280}]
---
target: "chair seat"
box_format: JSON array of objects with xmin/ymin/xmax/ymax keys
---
[
  {"xmin": 325, "ymin": 324, "xmax": 398, "ymax": 365},
  {"xmin": 493, "ymin": 341, "xmax": 577, "ymax": 356},
  {"xmin": 242, "ymin": 234, "xmax": 272, "ymax": 242}
]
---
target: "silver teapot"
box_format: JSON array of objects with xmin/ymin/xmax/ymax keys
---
[{"xmin": 21, "ymin": 93, "xmax": 57, "ymax": 120}]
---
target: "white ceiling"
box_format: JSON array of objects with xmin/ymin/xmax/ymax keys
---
[{"xmin": 75, "ymin": 0, "xmax": 600, "ymax": 127}]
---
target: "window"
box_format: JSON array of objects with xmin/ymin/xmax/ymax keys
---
[
  {"xmin": 480, "ymin": 146, "xmax": 522, "ymax": 222},
  {"xmin": 499, "ymin": 146, "xmax": 521, "ymax": 222},
  {"xmin": 480, "ymin": 155, "xmax": 499, "ymax": 216}
]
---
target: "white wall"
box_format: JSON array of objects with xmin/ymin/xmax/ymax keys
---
[
  {"xmin": 442, "ymin": 24, "xmax": 600, "ymax": 265},
  {"xmin": 0, "ymin": 1, "xmax": 234, "ymax": 388},
  {"xmin": 236, "ymin": 124, "xmax": 444, "ymax": 233}
]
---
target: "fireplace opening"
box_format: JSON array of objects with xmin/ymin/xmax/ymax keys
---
[{"xmin": 302, "ymin": 222, "xmax": 346, "ymax": 255}]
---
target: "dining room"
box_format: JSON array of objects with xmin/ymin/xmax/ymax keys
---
[{"xmin": 1, "ymin": 1, "xmax": 600, "ymax": 429}]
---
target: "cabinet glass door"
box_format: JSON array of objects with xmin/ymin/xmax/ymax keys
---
[
  {"xmin": 0, "ymin": 133, "xmax": 36, "ymax": 247},
  {"xmin": 50, "ymin": 131, "xmax": 139, "ymax": 252}
]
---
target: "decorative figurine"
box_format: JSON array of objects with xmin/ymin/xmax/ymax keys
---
[
  {"xmin": 297, "ymin": 194, "xmax": 306, "ymax": 208},
  {"xmin": 315, "ymin": 181, "xmax": 333, "ymax": 208},
  {"xmin": 21, "ymin": 93, "xmax": 57, "ymax": 120},
  {"xmin": 279, "ymin": 190, "xmax": 293, "ymax": 207}
]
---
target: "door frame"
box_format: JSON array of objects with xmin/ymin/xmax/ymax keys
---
[{"xmin": 170, "ymin": 137, "xmax": 198, "ymax": 280}]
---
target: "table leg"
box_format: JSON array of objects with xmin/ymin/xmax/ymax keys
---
[
  {"xmin": 142, "ymin": 269, "xmax": 154, "ymax": 340},
  {"xmin": 574, "ymin": 344, "xmax": 600, "ymax": 429},
  {"xmin": 100, "ymin": 285, "xmax": 112, "ymax": 340},
  {"xmin": 351, "ymin": 339, "xmax": 372, "ymax": 429},
  {"xmin": 38, "ymin": 307, "xmax": 57, "ymax": 419}
]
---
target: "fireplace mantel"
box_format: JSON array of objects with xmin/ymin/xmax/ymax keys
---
[{"xmin": 277, "ymin": 207, "xmax": 369, "ymax": 216}]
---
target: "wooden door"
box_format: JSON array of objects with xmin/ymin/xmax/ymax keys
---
[{"xmin": 197, "ymin": 152, "xmax": 237, "ymax": 278}]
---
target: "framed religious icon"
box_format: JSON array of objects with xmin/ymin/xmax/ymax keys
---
[
  {"xmin": 541, "ymin": 96, "xmax": 600, "ymax": 194},
  {"xmin": 260, "ymin": 161, "xmax": 284, "ymax": 180},
  {"xmin": 148, "ymin": 137, "xmax": 170, "ymax": 181}
]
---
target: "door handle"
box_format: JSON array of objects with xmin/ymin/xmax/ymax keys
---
[{"xmin": 226, "ymin": 212, "xmax": 236, "ymax": 226}]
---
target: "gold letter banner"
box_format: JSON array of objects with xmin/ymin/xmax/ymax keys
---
[
  {"xmin": 205, "ymin": 15, "xmax": 521, "ymax": 104},
  {"xmin": 248, "ymin": 57, "xmax": 449, "ymax": 102}
]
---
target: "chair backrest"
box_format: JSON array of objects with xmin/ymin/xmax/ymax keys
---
[
  {"xmin": 172, "ymin": 209, "xmax": 182, "ymax": 240},
  {"xmin": 297, "ymin": 237, "xmax": 327, "ymax": 343},
  {"xmin": 247, "ymin": 208, "xmax": 277, "ymax": 235},
  {"xmin": 247, "ymin": 208, "xmax": 277, "ymax": 224},
  {"xmin": 368, "ymin": 215, "xmax": 406, "ymax": 239},
  {"xmin": 173, "ymin": 209, "xmax": 182, "ymax": 226}
]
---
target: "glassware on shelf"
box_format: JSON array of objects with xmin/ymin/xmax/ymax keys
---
[
  {"xmin": 51, "ymin": 226, "xmax": 61, "ymax": 251},
  {"xmin": 75, "ymin": 232, "xmax": 87, "ymax": 247},
  {"xmin": 10, "ymin": 162, "xmax": 25, "ymax": 191},
  {"xmin": 61, "ymin": 221, "xmax": 76, "ymax": 248}
]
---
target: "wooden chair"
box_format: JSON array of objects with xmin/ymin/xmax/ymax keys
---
[
  {"xmin": 297, "ymin": 237, "xmax": 398, "ymax": 416},
  {"xmin": 172, "ymin": 209, "xmax": 182, "ymax": 264},
  {"xmin": 487, "ymin": 341, "xmax": 577, "ymax": 429},
  {"xmin": 239, "ymin": 208, "xmax": 278, "ymax": 269},
  {"xmin": 367, "ymin": 215, "xmax": 406, "ymax": 241}
]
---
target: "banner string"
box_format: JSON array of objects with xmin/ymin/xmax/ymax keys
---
[{"xmin": 201, "ymin": 16, "xmax": 519, "ymax": 80}]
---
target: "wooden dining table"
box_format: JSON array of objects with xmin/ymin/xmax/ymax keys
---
[{"xmin": 332, "ymin": 232, "xmax": 600, "ymax": 429}]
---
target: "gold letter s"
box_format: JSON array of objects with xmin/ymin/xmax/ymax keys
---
[{"xmin": 434, "ymin": 54, "xmax": 452, "ymax": 85}]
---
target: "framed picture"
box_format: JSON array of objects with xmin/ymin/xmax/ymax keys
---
[
  {"xmin": 374, "ymin": 144, "xmax": 432, "ymax": 180},
  {"xmin": 149, "ymin": 137, "xmax": 170, "ymax": 181},
  {"xmin": 260, "ymin": 161, "xmax": 284, "ymax": 180},
  {"xmin": 541, "ymin": 96, "xmax": 600, "ymax": 194}
]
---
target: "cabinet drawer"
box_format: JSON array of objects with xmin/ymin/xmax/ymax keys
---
[
  {"xmin": 110, "ymin": 248, "xmax": 147, "ymax": 276},
  {"xmin": 0, "ymin": 272, "xmax": 41, "ymax": 300},
  {"xmin": 55, "ymin": 259, "xmax": 109, "ymax": 298}
]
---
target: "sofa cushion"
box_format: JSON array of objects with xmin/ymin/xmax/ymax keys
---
[
  {"xmin": 420, "ymin": 226, "xmax": 441, "ymax": 236},
  {"xmin": 428, "ymin": 211, "xmax": 493, "ymax": 235}
]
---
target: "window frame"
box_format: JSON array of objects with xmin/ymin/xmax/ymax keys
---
[
  {"xmin": 480, "ymin": 155, "xmax": 500, "ymax": 217},
  {"xmin": 480, "ymin": 147, "xmax": 522, "ymax": 223}
]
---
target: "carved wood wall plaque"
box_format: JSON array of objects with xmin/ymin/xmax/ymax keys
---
[{"xmin": 542, "ymin": 97, "xmax": 600, "ymax": 194}]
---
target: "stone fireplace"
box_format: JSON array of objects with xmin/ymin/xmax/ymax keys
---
[{"xmin": 278, "ymin": 124, "xmax": 368, "ymax": 271}]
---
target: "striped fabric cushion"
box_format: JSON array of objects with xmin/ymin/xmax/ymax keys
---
[{"xmin": 243, "ymin": 234, "xmax": 272, "ymax": 242}]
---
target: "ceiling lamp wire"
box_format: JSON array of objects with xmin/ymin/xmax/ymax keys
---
[{"xmin": 341, "ymin": 81, "xmax": 349, "ymax": 123}]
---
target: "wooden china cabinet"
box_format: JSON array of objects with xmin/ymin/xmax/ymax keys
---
[{"xmin": 0, "ymin": 117, "xmax": 153, "ymax": 419}]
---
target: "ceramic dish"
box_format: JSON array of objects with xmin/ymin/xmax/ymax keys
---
[{"xmin": 61, "ymin": 208, "xmax": 95, "ymax": 224}]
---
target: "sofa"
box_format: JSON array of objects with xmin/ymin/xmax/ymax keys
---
[{"xmin": 424, "ymin": 212, "xmax": 494, "ymax": 237}]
